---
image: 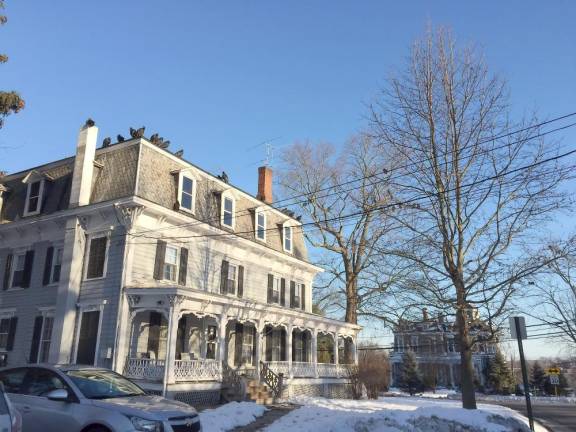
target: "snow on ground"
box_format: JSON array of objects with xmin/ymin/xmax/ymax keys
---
[
  {"xmin": 475, "ymin": 394, "xmax": 576, "ymax": 404},
  {"xmin": 200, "ymin": 401, "xmax": 267, "ymax": 432},
  {"xmin": 263, "ymin": 396, "xmax": 547, "ymax": 432},
  {"xmin": 386, "ymin": 387, "xmax": 458, "ymax": 399}
]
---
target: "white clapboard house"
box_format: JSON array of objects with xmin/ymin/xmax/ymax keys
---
[{"xmin": 0, "ymin": 120, "xmax": 360, "ymax": 405}]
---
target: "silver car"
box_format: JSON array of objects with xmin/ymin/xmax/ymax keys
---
[{"xmin": 0, "ymin": 365, "xmax": 201, "ymax": 432}]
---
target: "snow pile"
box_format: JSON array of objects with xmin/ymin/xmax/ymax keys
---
[
  {"xmin": 386, "ymin": 387, "xmax": 458, "ymax": 399},
  {"xmin": 200, "ymin": 401, "xmax": 267, "ymax": 432},
  {"xmin": 264, "ymin": 397, "xmax": 547, "ymax": 432}
]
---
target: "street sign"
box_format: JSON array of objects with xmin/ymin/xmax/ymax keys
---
[
  {"xmin": 550, "ymin": 375, "xmax": 560, "ymax": 385},
  {"xmin": 509, "ymin": 316, "xmax": 527, "ymax": 340},
  {"xmin": 547, "ymin": 367, "xmax": 561, "ymax": 375}
]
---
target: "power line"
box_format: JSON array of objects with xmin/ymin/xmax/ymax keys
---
[{"xmin": 128, "ymin": 117, "xmax": 576, "ymax": 241}]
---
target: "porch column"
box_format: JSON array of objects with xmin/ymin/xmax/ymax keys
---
[
  {"xmin": 312, "ymin": 329, "xmax": 318, "ymax": 378},
  {"xmin": 334, "ymin": 333, "xmax": 339, "ymax": 365},
  {"xmin": 218, "ymin": 313, "xmax": 228, "ymax": 365},
  {"xmin": 353, "ymin": 337, "xmax": 359, "ymax": 365},
  {"xmin": 287, "ymin": 325, "xmax": 293, "ymax": 378},
  {"xmin": 254, "ymin": 320, "xmax": 263, "ymax": 371},
  {"xmin": 162, "ymin": 296, "xmax": 182, "ymax": 397}
]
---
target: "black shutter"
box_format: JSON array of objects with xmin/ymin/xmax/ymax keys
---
[
  {"xmin": 43, "ymin": 246, "xmax": 54, "ymax": 286},
  {"xmin": 220, "ymin": 260, "xmax": 229, "ymax": 294},
  {"xmin": 237, "ymin": 266, "xmax": 244, "ymax": 298},
  {"xmin": 147, "ymin": 312, "xmax": 162, "ymax": 356},
  {"xmin": 252, "ymin": 326, "xmax": 257, "ymax": 362},
  {"xmin": 280, "ymin": 329, "xmax": 287, "ymax": 361},
  {"xmin": 6, "ymin": 317, "xmax": 17, "ymax": 351},
  {"xmin": 2, "ymin": 254, "xmax": 12, "ymax": 291},
  {"xmin": 234, "ymin": 323, "xmax": 243, "ymax": 366},
  {"xmin": 29, "ymin": 316, "xmax": 44, "ymax": 363},
  {"xmin": 267, "ymin": 274, "xmax": 273, "ymax": 303},
  {"xmin": 178, "ymin": 247, "xmax": 188, "ymax": 286},
  {"xmin": 265, "ymin": 326, "xmax": 272, "ymax": 361},
  {"xmin": 290, "ymin": 281, "xmax": 296, "ymax": 308},
  {"xmin": 21, "ymin": 250, "xmax": 35, "ymax": 288},
  {"xmin": 280, "ymin": 278, "xmax": 286, "ymax": 306},
  {"xmin": 153, "ymin": 240, "xmax": 166, "ymax": 280},
  {"xmin": 301, "ymin": 284, "xmax": 306, "ymax": 311}
]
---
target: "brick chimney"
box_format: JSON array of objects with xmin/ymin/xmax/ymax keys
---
[
  {"xmin": 69, "ymin": 119, "xmax": 98, "ymax": 208},
  {"xmin": 422, "ymin": 308, "xmax": 429, "ymax": 321},
  {"xmin": 257, "ymin": 166, "xmax": 273, "ymax": 204}
]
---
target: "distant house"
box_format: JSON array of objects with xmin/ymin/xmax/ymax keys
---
[
  {"xmin": 390, "ymin": 308, "xmax": 496, "ymax": 388},
  {"xmin": 0, "ymin": 120, "xmax": 360, "ymax": 405}
]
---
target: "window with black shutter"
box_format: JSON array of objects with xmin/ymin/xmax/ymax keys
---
[
  {"xmin": 85, "ymin": 236, "xmax": 107, "ymax": 279},
  {"xmin": 280, "ymin": 278, "xmax": 286, "ymax": 306},
  {"xmin": 0, "ymin": 318, "xmax": 11, "ymax": 350},
  {"xmin": 76, "ymin": 310, "xmax": 100, "ymax": 365}
]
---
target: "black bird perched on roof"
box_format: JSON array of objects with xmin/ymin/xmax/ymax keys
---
[
  {"xmin": 84, "ymin": 118, "xmax": 95, "ymax": 128},
  {"xmin": 174, "ymin": 149, "xmax": 184, "ymax": 158},
  {"xmin": 149, "ymin": 133, "xmax": 159, "ymax": 144},
  {"xmin": 130, "ymin": 127, "xmax": 145, "ymax": 138},
  {"xmin": 158, "ymin": 139, "xmax": 170, "ymax": 149},
  {"xmin": 218, "ymin": 171, "xmax": 229, "ymax": 183},
  {"xmin": 117, "ymin": 134, "xmax": 125, "ymax": 142},
  {"xmin": 102, "ymin": 137, "xmax": 111, "ymax": 148}
]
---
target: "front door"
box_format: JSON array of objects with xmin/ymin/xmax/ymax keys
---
[{"xmin": 76, "ymin": 310, "xmax": 100, "ymax": 365}]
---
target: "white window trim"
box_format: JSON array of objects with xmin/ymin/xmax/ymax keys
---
[
  {"xmin": 23, "ymin": 178, "xmax": 45, "ymax": 217},
  {"xmin": 35, "ymin": 309, "xmax": 55, "ymax": 363},
  {"xmin": 221, "ymin": 191, "xmax": 236, "ymax": 230},
  {"xmin": 163, "ymin": 245, "xmax": 179, "ymax": 282},
  {"xmin": 178, "ymin": 172, "xmax": 196, "ymax": 214},
  {"xmin": 49, "ymin": 246, "xmax": 64, "ymax": 285},
  {"xmin": 271, "ymin": 274, "xmax": 281, "ymax": 304},
  {"xmin": 282, "ymin": 222, "xmax": 293, "ymax": 253},
  {"xmin": 83, "ymin": 232, "xmax": 110, "ymax": 281},
  {"xmin": 73, "ymin": 302, "xmax": 105, "ymax": 366},
  {"xmin": 9, "ymin": 249, "xmax": 28, "ymax": 291},
  {"xmin": 255, "ymin": 207, "xmax": 267, "ymax": 243}
]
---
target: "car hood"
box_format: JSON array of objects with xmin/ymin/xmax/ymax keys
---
[{"xmin": 89, "ymin": 395, "xmax": 198, "ymax": 420}]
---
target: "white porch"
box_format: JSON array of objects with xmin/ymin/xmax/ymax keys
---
[{"xmin": 117, "ymin": 289, "xmax": 359, "ymax": 392}]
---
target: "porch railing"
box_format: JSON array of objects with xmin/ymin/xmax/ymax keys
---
[
  {"xmin": 265, "ymin": 361, "xmax": 290, "ymax": 377},
  {"xmin": 174, "ymin": 359, "xmax": 221, "ymax": 382},
  {"xmin": 317, "ymin": 363, "xmax": 341, "ymax": 378},
  {"xmin": 124, "ymin": 358, "xmax": 165, "ymax": 381},
  {"xmin": 291, "ymin": 361, "xmax": 316, "ymax": 377}
]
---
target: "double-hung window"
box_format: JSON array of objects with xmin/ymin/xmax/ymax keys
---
[
  {"xmin": 294, "ymin": 283, "xmax": 302, "ymax": 308},
  {"xmin": 272, "ymin": 276, "xmax": 280, "ymax": 303},
  {"xmin": 163, "ymin": 246, "xmax": 178, "ymax": 281},
  {"xmin": 241, "ymin": 329, "xmax": 254, "ymax": 365},
  {"xmin": 283, "ymin": 224, "xmax": 293, "ymax": 253},
  {"xmin": 51, "ymin": 248, "xmax": 63, "ymax": 283},
  {"xmin": 0, "ymin": 319, "xmax": 10, "ymax": 350},
  {"xmin": 11, "ymin": 253, "xmax": 26, "ymax": 288},
  {"xmin": 226, "ymin": 264, "xmax": 238, "ymax": 294},
  {"xmin": 255, "ymin": 209, "xmax": 266, "ymax": 241},
  {"xmin": 26, "ymin": 181, "xmax": 42, "ymax": 215},
  {"xmin": 38, "ymin": 316, "xmax": 54, "ymax": 363},
  {"xmin": 85, "ymin": 235, "xmax": 108, "ymax": 280},
  {"xmin": 221, "ymin": 193, "xmax": 235, "ymax": 229},
  {"xmin": 179, "ymin": 175, "xmax": 195, "ymax": 213}
]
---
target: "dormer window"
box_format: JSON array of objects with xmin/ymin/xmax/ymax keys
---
[
  {"xmin": 221, "ymin": 192, "xmax": 235, "ymax": 229},
  {"xmin": 283, "ymin": 223, "xmax": 293, "ymax": 253},
  {"xmin": 255, "ymin": 207, "xmax": 266, "ymax": 242},
  {"xmin": 178, "ymin": 173, "xmax": 196, "ymax": 213},
  {"xmin": 22, "ymin": 170, "xmax": 50, "ymax": 217}
]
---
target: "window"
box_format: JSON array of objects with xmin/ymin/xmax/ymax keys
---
[
  {"xmin": 272, "ymin": 276, "xmax": 280, "ymax": 303},
  {"xmin": 255, "ymin": 209, "xmax": 266, "ymax": 241},
  {"xmin": 227, "ymin": 264, "xmax": 237, "ymax": 294},
  {"xmin": 85, "ymin": 235, "xmax": 108, "ymax": 280},
  {"xmin": 294, "ymin": 283, "xmax": 302, "ymax": 308},
  {"xmin": 283, "ymin": 225, "xmax": 293, "ymax": 253},
  {"xmin": 76, "ymin": 310, "xmax": 101, "ymax": 365},
  {"xmin": 24, "ymin": 180, "xmax": 43, "ymax": 216},
  {"xmin": 241, "ymin": 328, "xmax": 254, "ymax": 365},
  {"xmin": 51, "ymin": 248, "xmax": 63, "ymax": 284},
  {"xmin": 179, "ymin": 175, "xmax": 195, "ymax": 213},
  {"xmin": 206, "ymin": 325, "xmax": 217, "ymax": 360},
  {"xmin": 0, "ymin": 319, "xmax": 10, "ymax": 350},
  {"xmin": 221, "ymin": 194, "xmax": 235, "ymax": 229},
  {"xmin": 38, "ymin": 316, "xmax": 54, "ymax": 363},
  {"xmin": 163, "ymin": 246, "xmax": 178, "ymax": 281},
  {"xmin": 11, "ymin": 253, "xmax": 26, "ymax": 288}
]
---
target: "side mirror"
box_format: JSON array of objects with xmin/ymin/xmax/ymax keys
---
[{"xmin": 46, "ymin": 389, "xmax": 69, "ymax": 401}]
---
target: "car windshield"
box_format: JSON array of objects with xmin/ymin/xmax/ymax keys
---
[{"xmin": 65, "ymin": 369, "xmax": 146, "ymax": 400}]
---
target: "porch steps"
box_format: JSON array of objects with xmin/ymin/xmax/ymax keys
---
[{"xmin": 246, "ymin": 379, "xmax": 274, "ymax": 405}]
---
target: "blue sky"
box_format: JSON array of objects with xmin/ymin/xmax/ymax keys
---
[{"xmin": 1, "ymin": 1, "xmax": 575, "ymax": 358}]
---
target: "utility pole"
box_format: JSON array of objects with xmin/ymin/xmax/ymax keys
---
[{"xmin": 510, "ymin": 316, "xmax": 534, "ymax": 431}]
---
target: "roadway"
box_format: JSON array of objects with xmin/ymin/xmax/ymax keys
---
[{"xmin": 485, "ymin": 400, "xmax": 576, "ymax": 432}]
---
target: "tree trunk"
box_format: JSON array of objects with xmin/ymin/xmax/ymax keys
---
[
  {"xmin": 456, "ymin": 306, "xmax": 477, "ymax": 409},
  {"xmin": 345, "ymin": 279, "xmax": 358, "ymax": 324}
]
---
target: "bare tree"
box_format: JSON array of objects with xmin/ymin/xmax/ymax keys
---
[
  {"xmin": 529, "ymin": 236, "xmax": 576, "ymax": 345},
  {"xmin": 278, "ymin": 136, "xmax": 401, "ymax": 324},
  {"xmin": 369, "ymin": 28, "xmax": 569, "ymax": 409}
]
